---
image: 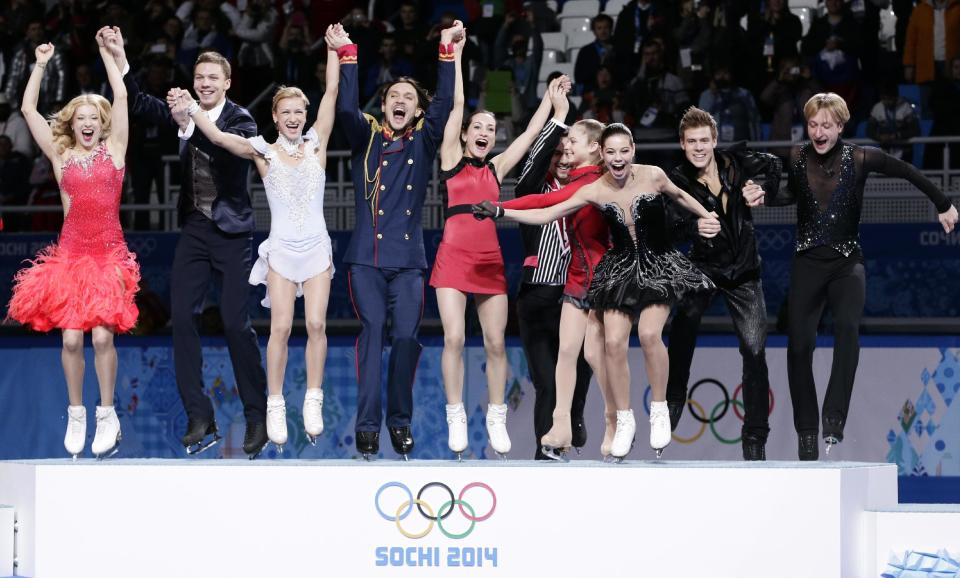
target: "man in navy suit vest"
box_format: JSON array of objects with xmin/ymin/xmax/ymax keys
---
[
  {"xmin": 330, "ymin": 21, "xmax": 461, "ymax": 458},
  {"xmin": 105, "ymin": 29, "xmax": 268, "ymax": 458}
]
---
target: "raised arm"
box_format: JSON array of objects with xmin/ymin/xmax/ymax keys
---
[
  {"xmin": 312, "ymin": 25, "xmax": 342, "ymax": 159},
  {"xmin": 514, "ymin": 119, "xmax": 567, "ymax": 197},
  {"xmin": 102, "ymin": 26, "xmax": 181, "ymax": 131},
  {"xmin": 175, "ymin": 90, "xmax": 258, "ymax": 159},
  {"xmin": 332, "ymin": 30, "xmax": 370, "ymax": 151},
  {"xmin": 99, "ymin": 30, "xmax": 128, "ymax": 159},
  {"xmin": 862, "ymin": 146, "xmax": 958, "ymax": 233},
  {"xmin": 492, "ymin": 74, "xmax": 570, "ymax": 177},
  {"xmin": 422, "ymin": 20, "xmax": 463, "ymax": 148},
  {"xmin": 19, "ymin": 43, "xmax": 59, "ymax": 167},
  {"xmin": 439, "ymin": 32, "xmax": 467, "ymax": 171}
]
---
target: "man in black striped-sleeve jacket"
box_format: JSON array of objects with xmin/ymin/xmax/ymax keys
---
[{"xmin": 512, "ymin": 112, "xmax": 594, "ymax": 460}]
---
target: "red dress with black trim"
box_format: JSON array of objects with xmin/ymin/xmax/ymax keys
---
[
  {"xmin": 501, "ymin": 165, "xmax": 606, "ymax": 302},
  {"xmin": 429, "ymin": 156, "xmax": 506, "ymax": 294},
  {"xmin": 7, "ymin": 142, "xmax": 140, "ymax": 332}
]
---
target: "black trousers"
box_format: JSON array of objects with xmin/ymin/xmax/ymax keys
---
[
  {"xmin": 347, "ymin": 264, "xmax": 424, "ymax": 432},
  {"xmin": 170, "ymin": 212, "xmax": 267, "ymax": 424},
  {"xmin": 517, "ymin": 283, "xmax": 592, "ymax": 459},
  {"xmin": 786, "ymin": 247, "xmax": 865, "ymax": 439},
  {"xmin": 667, "ymin": 278, "xmax": 771, "ymax": 440}
]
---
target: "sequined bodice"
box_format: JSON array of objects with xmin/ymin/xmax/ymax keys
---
[
  {"xmin": 793, "ymin": 143, "xmax": 861, "ymax": 255},
  {"xmin": 263, "ymin": 150, "xmax": 327, "ymax": 238},
  {"xmin": 59, "ymin": 142, "xmax": 126, "ymax": 255},
  {"xmin": 600, "ymin": 193, "xmax": 669, "ymax": 254}
]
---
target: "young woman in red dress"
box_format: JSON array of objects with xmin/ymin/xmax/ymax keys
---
[
  {"xmin": 430, "ymin": 38, "xmax": 571, "ymax": 458},
  {"xmin": 8, "ymin": 31, "xmax": 139, "ymax": 460}
]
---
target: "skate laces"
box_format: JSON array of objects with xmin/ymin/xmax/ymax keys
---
[
  {"xmin": 70, "ymin": 414, "xmax": 85, "ymax": 435},
  {"xmin": 486, "ymin": 404, "xmax": 507, "ymax": 425},
  {"xmin": 94, "ymin": 410, "xmax": 114, "ymax": 436},
  {"xmin": 446, "ymin": 404, "xmax": 466, "ymax": 425},
  {"xmin": 303, "ymin": 392, "xmax": 323, "ymax": 414},
  {"xmin": 267, "ymin": 403, "xmax": 285, "ymax": 421}
]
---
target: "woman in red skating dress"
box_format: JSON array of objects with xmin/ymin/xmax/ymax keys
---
[
  {"xmin": 7, "ymin": 31, "xmax": 139, "ymax": 460},
  {"xmin": 430, "ymin": 35, "xmax": 571, "ymax": 458}
]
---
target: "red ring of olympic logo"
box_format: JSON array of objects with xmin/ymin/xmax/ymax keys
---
[
  {"xmin": 643, "ymin": 379, "xmax": 774, "ymax": 444},
  {"xmin": 375, "ymin": 481, "xmax": 496, "ymax": 539}
]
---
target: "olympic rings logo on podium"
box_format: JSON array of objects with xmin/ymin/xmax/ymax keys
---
[
  {"xmin": 643, "ymin": 378, "xmax": 775, "ymax": 444},
  {"xmin": 375, "ymin": 481, "xmax": 497, "ymax": 540}
]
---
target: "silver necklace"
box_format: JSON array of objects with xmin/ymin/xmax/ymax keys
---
[{"xmin": 277, "ymin": 133, "xmax": 304, "ymax": 159}]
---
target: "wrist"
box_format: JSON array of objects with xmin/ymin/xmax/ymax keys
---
[
  {"xmin": 35, "ymin": 62, "xmax": 47, "ymax": 69},
  {"xmin": 186, "ymin": 101, "xmax": 200, "ymax": 116}
]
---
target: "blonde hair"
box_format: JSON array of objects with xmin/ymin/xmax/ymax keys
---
[
  {"xmin": 803, "ymin": 92, "xmax": 850, "ymax": 125},
  {"xmin": 50, "ymin": 94, "xmax": 112, "ymax": 154},
  {"xmin": 679, "ymin": 106, "xmax": 718, "ymax": 140},
  {"xmin": 271, "ymin": 85, "xmax": 310, "ymax": 111},
  {"xmin": 573, "ymin": 119, "xmax": 604, "ymax": 145}
]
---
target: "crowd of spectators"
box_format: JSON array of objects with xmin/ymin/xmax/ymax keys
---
[{"xmin": 0, "ymin": 0, "xmax": 958, "ymax": 232}]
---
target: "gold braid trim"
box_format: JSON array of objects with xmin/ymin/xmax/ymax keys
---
[{"xmin": 362, "ymin": 113, "xmax": 382, "ymax": 220}]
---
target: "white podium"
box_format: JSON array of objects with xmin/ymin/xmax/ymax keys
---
[{"xmin": 0, "ymin": 459, "xmax": 898, "ymax": 578}]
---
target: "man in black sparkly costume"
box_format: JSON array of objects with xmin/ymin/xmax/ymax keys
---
[
  {"xmin": 665, "ymin": 106, "xmax": 781, "ymax": 461},
  {"xmin": 761, "ymin": 93, "xmax": 958, "ymax": 460}
]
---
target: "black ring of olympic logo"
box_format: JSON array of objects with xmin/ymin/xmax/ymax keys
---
[
  {"xmin": 416, "ymin": 481, "xmax": 455, "ymax": 520},
  {"xmin": 687, "ymin": 378, "xmax": 730, "ymax": 424}
]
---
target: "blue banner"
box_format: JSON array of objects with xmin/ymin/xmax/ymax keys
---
[{"xmin": 1, "ymin": 223, "xmax": 958, "ymax": 320}]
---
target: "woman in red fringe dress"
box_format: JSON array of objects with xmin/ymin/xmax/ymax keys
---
[{"xmin": 7, "ymin": 31, "xmax": 139, "ymax": 459}]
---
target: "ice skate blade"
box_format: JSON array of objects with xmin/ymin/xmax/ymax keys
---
[
  {"xmin": 185, "ymin": 433, "xmax": 221, "ymax": 456},
  {"xmin": 274, "ymin": 443, "xmax": 284, "ymax": 455},
  {"xmin": 574, "ymin": 446, "xmax": 582, "ymax": 455},
  {"xmin": 399, "ymin": 454, "xmax": 410, "ymax": 462},
  {"xmin": 455, "ymin": 452, "xmax": 463, "ymax": 462},
  {"xmin": 540, "ymin": 446, "xmax": 569, "ymax": 462},
  {"xmin": 495, "ymin": 452, "xmax": 508, "ymax": 461},
  {"xmin": 247, "ymin": 441, "xmax": 268, "ymax": 461},
  {"xmin": 306, "ymin": 434, "xmax": 318, "ymax": 446},
  {"xmin": 71, "ymin": 454, "xmax": 79, "ymax": 462},
  {"xmin": 655, "ymin": 448, "xmax": 664, "ymax": 459},
  {"xmin": 95, "ymin": 436, "xmax": 122, "ymax": 461},
  {"xmin": 361, "ymin": 453, "xmax": 374, "ymax": 462},
  {"xmin": 612, "ymin": 455, "xmax": 625, "ymax": 464},
  {"xmin": 824, "ymin": 436, "xmax": 839, "ymax": 456}
]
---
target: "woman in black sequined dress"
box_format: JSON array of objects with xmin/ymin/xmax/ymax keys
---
[
  {"xmin": 760, "ymin": 93, "xmax": 958, "ymax": 460},
  {"xmin": 477, "ymin": 124, "xmax": 720, "ymax": 460}
]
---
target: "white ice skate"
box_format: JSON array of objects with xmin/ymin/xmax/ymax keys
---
[
  {"xmin": 266, "ymin": 395, "xmax": 288, "ymax": 452},
  {"xmin": 303, "ymin": 388, "xmax": 324, "ymax": 445},
  {"xmin": 446, "ymin": 403, "xmax": 468, "ymax": 460},
  {"xmin": 91, "ymin": 406, "xmax": 121, "ymax": 460},
  {"xmin": 649, "ymin": 401, "xmax": 672, "ymax": 458},
  {"xmin": 485, "ymin": 403, "xmax": 511, "ymax": 459},
  {"xmin": 64, "ymin": 405, "xmax": 86, "ymax": 460},
  {"xmin": 610, "ymin": 409, "xmax": 636, "ymax": 463}
]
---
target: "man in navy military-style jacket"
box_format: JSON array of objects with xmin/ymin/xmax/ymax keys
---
[
  {"xmin": 330, "ymin": 21, "xmax": 462, "ymax": 458},
  {"xmin": 105, "ymin": 28, "xmax": 268, "ymax": 458}
]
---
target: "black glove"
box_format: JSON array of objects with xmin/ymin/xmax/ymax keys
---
[{"xmin": 472, "ymin": 200, "xmax": 503, "ymax": 220}]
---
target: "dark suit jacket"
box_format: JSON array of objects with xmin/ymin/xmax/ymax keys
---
[{"xmin": 124, "ymin": 74, "xmax": 258, "ymax": 234}]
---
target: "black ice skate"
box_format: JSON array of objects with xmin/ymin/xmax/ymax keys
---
[{"xmin": 182, "ymin": 418, "xmax": 221, "ymax": 456}]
